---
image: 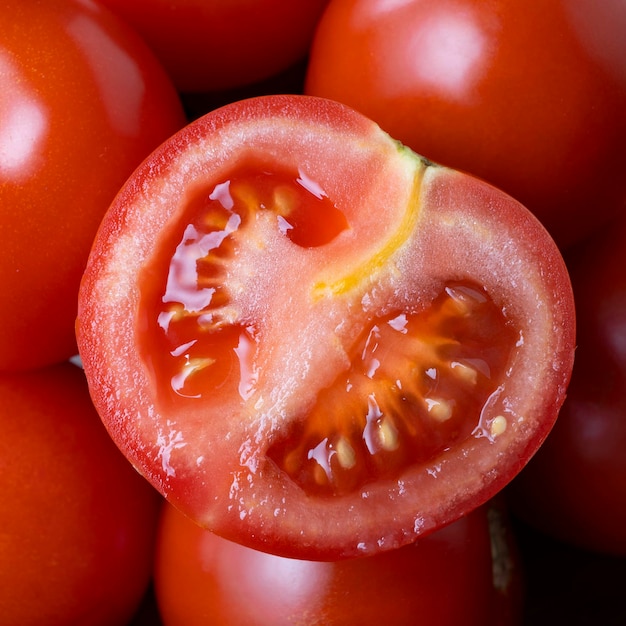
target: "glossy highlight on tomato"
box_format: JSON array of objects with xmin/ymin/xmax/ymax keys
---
[{"xmin": 77, "ymin": 95, "xmax": 575, "ymax": 560}]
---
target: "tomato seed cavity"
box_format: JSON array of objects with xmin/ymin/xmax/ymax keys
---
[
  {"xmin": 140, "ymin": 165, "xmax": 348, "ymax": 401},
  {"xmin": 267, "ymin": 283, "xmax": 517, "ymax": 497}
]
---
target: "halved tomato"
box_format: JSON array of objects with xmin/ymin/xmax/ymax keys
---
[{"xmin": 76, "ymin": 95, "xmax": 575, "ymax": 560}]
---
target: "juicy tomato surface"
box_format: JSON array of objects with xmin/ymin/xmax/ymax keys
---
[
  {"xmin": 508, "ymin": 215, "xmax": 626, "ymax": 556},
  {"xmin": 154, "ymin": 501, "xmax": 513, "ymax": 626},
  {"xmin": 76, "ymin": 94, "xmax": 575, "ymax": 560},
  {"xmin": 0, "ymin": 361, "xmax": 162, "ymax": 626},
  {"xmin": 96, "ymin": 0, "xmax": 330, "ymax": 93},
  {"xmin": 305, "ymin": 0, "xmax": 626, "ymax": 248},
  {"xmin": 0, "ymin": 0, "xmax": 186, "ymax": 372}
]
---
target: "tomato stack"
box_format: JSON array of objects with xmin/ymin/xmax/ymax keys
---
[{"xmin": 1, "ymin": 1, "xmax": 625, "ymax": 625}]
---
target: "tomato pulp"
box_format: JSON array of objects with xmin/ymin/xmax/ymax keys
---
[{"xmin": 77, "ymin": 95, "xmax": 575, "ymax": 560}]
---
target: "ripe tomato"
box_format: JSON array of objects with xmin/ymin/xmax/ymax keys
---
[
  {"xmin": 305, "ymin": 0, "xmax": 626, "ymax": 248},
  {"xmin": 96, "ymin": 0, "xmax": 330, "ymax": 93},
  {"xmin": 76, "ymin": 95, "xmax": 575, "ymax": 560},
  {"xmin": 0, "ymin": 361, "xmax": 161, "ymax": 626},
  {"xmin": 154, "ymin": 502, "xmax": 509, "ymax": 626},
  {"xmin": 508, "ymin": 216, "xmax": 626, "ymax": 555},
  {"xmin": 0, "ymin": 0, "xmax": 186, "ymax": 372}
]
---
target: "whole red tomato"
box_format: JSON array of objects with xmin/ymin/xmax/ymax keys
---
[
  {"xmin": 154, "ymin": 501, "xmax": 517, "ymax": 626},
  {"xmin": 305, "ymin": 0, "xmax": 626, "ymax": 248},
  {"xmin": 0, "ymin": 0, "xmax": 186, "ymax": 372},
  {"xmin": 97, "ymin": 0, "xmax": 330, "ymax": 92},
  {"xmin": 508, "ymin": 216, "xmax": 626, "ymax": 555},
  {"xmin": 76, "ymin": 95, "xmax": 575, "ymax": 560},
  {"xmin": 0, "ymin": 362, "xmax": 161, "ymax": 626}
]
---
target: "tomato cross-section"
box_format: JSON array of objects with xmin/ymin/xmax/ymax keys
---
[{"xmin": 77, "ymin": 95, "xmax": 575, "ymax": 560}]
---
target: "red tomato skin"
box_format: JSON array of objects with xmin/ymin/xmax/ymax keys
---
[
  {"xmin": 305, "ymin": 0, "xmax": 626, "ymax": 248},
  {"xmin": 0, "ymin": 0, "xmax": 186, "ymax": 372},
  {"xmin": 97, "ymin": 0, "xmax": 330, "ymax": 92},
  {"xmin": 76, "ymin": 94, "xmax": 575, "ymax": 560},
  {"xmin": 0, "ymin": 362, "xmax": 161, "ymax": 626},
  {"xmin": 508, "ymin": 217, "xmax": 626, "ymax": 555},
  {"xmin": 154, "ymin": 501, "xmax": 497, "ymax": 626}
]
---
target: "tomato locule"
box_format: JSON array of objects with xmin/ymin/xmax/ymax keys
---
[{"xmin": 76, "ymin": 95, "xmax": 575, "ymax": 560}]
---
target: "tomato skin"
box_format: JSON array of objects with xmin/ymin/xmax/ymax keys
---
[
  {"xmin": 96, "ymin": 0, "xmax": 330, "ymax": 93},
  {"xmin": 305, "ymin": 0, "xmax": 626, "ymax": 248},
  {"xmin": 154, "ymin": 501, "xmax": 498, "ymax": 626},
  {"xmin": 0, "ymin": 362, "xmax": 161, "ymax": 626},
  {"xmin": 0, "ymin": 0, "xmax": 186, "ymax": 372},
  {"xmin": 76, "ymin": 94, "xmax": 575, "ymax": 560},
  {"xmin": 508, "ymin": 217, "xmax": 626, "ymax": 555}
]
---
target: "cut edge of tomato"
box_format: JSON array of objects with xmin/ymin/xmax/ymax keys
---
[{"xmin": 77, "ymin": 95, "xmax": 576, "ymax": 560}]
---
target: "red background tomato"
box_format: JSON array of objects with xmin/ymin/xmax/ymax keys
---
[
  {"xmin": 508, "ymin": 216, "xmax": 626, "ymax": 555},
  {"xmin": 96, "ymin": 0, "xmax": 330, "ymax": 93},
  {"xmin": 0, "ymin": 0, "xmax": 185, "ymax": 372},
  {"xmin": 305, "ymin": 0, "xmax": 626, "ymax": 248},
  {"xmin": 0, "ymin": 362, "xmax": 161, "ymax": 625},
  {"xmin": 154, "ymin": 502, "xmax": 500, "ymax": 626}
]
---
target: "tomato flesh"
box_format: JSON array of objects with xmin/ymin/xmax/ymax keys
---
[{"xmin": 77, "ymin": 95, "xmax": 575, "ymax": 559}]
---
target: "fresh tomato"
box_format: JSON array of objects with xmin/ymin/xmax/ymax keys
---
[
  {"xmin": 0, "ymin": 361, "xmax": 161, "ymax": 626},
  {"xmin": 508, "ymin": 216, "xmax": 626, "ymax": 556},
  {"xmin": 0, "ymin": 0, "xmax": 186, "ymax": 372},
  {"xmin": 154, "ymin": 501, "xmax": 513, "ymax": 626},
  {"xmin": 305, "ymin": 0, "xmax": 626, "ymax": 248},
  {"xmin": 96, "ymin": 0, "xmax": 330, "ymax": 93},
  {"xmin": 76, "ymin": 94, "xmax": 575, "ymax": 560}
]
